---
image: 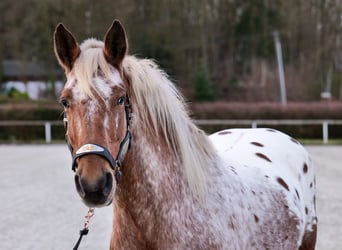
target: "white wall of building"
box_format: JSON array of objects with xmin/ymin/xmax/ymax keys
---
[{"xmin": 4, "ymin": 81, "xmax": 64, "ymax": 99}]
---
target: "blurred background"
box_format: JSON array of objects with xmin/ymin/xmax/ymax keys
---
[
  {"xmin": 0, "ymin": 0, "xmax": 342, "ymax": 141},
  {"xmin": 0, "ymin": 2, "xmax": 342, "ymax": 249}
]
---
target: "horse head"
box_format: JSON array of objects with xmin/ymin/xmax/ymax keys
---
[{"xmin": 54, "ymin": 20, "xmax": 130, "ymax": 207}]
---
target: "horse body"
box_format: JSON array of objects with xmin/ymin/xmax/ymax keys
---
[
  {"xmin": 110, "ymin": 114, "xmax": 316, "ymax": 249},
  {"xmin": 54, "ymin": 20, "xmax": 317, "ymax": 249}
]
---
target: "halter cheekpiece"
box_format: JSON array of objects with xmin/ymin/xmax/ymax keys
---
[{"xmin": 63, "ymin": 95, "xmax": 132, "ymax": 184}]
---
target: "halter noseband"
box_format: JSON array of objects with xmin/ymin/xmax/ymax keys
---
[{"xmin": 64, "ymin": 95, "xmax": 132, "ymax": 184}]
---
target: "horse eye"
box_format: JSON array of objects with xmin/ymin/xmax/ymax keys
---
[
  {"xmin": 117, "ymin": 96, "xmax": 125, "ymax": 105},
  {"xmin": 60, "ymin": 99, "xmax": 69, "ymax": 108}
]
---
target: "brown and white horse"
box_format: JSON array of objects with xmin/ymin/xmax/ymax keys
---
[{"xmin": 54, "ymin": 20, "xmax": 317, "ymax": 249}]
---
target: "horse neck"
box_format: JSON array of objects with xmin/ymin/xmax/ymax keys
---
[
  {"xmin": 118, "ymin": 126, "xmax": 186, "ymax": 203},
  {"xmin": 111, "ymin": 126, "xmax": 188, "ymax": 247}
]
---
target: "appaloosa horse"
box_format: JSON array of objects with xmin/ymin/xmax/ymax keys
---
[{"xmin": 54, "ymin": 20, "xmax": 317, "ymax": 249}]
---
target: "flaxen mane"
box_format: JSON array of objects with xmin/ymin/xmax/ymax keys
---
[
  {"xmin": 72, "ymin": 39, "xmax": 119, "ymax": 98},
  {"xmin": 123, "ymin": 56, "xmax": 218, "ymax": 201}
]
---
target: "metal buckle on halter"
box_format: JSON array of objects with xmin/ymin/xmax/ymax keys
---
[{"xmin": 63, "ymin": 117, "xmax": 68, "ymax": 128}]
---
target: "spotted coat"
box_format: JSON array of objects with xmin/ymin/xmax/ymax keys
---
[
  {"xmin": 209, "ymin": 128, "xmax": 317, "ymax": 249},
  {"xmin": 111, "ymin": 127, "xmax": 317, "ymax": 250}
]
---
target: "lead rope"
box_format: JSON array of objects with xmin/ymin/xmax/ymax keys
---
[{"xmin": 73, "ymin": 208, "xmax": 95, "ymax": 250}]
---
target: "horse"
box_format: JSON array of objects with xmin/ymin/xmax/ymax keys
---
[{"xmin": 54, "ymin": 20, "xmax": 317, "ymax": 249}]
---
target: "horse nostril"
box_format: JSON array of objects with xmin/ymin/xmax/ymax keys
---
[
  {"xmin": 102, "ymin": 173, "xmax": 113, "ymax": 197},
  {"xmin": 75, "ymin": 175, "xmax": 85, "ymax": 198},
  {"xmin": 75, "ymin": 173, "xmax": 113, "ymax": 196}
]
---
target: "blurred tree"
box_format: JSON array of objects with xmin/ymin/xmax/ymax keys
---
[
  {"xmin": 194, "ymin": 64, "xmax": 216, "ymax": 101},
  {"xmin": 0, "ymin": 0, "xmax": 341, "ymax": 101}
]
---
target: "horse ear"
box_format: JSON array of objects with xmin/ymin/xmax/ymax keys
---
[
  {"xmin": 103, "ymin": 20, "xmax": 128, "ymax": 67},
  {"xmin": 54, "ymin": 23, "xmax": 80, "ymax": 72}
]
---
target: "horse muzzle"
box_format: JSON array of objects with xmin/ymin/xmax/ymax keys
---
[{"xmin": 75, "ymin": 169, "xmax": 115, "ymax": 207}]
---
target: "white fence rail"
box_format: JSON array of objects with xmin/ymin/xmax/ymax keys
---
[
  {"xmin": 1, "ymin": 119, "xmax": 342, "ymax": 144},
  {"xmin": 0, "ymin": 120, "xmax": 62, "ymax": 143},
  {"xmin": 195, "ymin": 119, "xmax": 342, "ymax": 144}
]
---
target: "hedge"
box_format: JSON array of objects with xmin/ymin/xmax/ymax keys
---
[
  {"xmin": 190, "ymin": 102, "xmax": 342, "ymax": 120},
  {"xmin": 189, "ymin": 102, "xmax": 342, "ymax": 138},
  {"xmin": 1, "ymin": 101, "xmax": 342, "ymax": 141},
  {"xmin": 0, "ymin": 101, "xmax": 64, "ymax": 142}
]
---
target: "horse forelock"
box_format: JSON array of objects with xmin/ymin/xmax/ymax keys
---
[
  {"xmin": 71, "ymin": 38, "xmax": 123, "ymax": 100},
  {"xmin": 123, "ymin": 56, "xmax": 217, "ymax": 201}
]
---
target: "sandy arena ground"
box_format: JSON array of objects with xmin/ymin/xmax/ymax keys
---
[{"xmin": 0, "ymin": 144, "xmax": 340, "ymax": 249}]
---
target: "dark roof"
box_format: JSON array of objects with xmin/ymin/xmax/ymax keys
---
[{"xmin": 1, "ymin": 60, "xmax": 63, "ymax": 80}]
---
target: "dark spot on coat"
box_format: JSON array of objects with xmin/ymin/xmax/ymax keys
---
[
  {"xmin": 254, "ymin": 214, "xmax": 259, "ymax": 223},
  {"xmin": 295, "ymin": 189, "xmax": 300, "ymax": 200},
  {"xmin": 303, "ymin": 163, "xmax": 308, "ymax": 173},
  {"xmin": 230, "ymin": 166, "xmax": 238, "ymax": 175},
  {"xmin": 310, "ymin": 182, "xmax": 313, "ymax": 188},
  {"xmin": 251, "ymin": 141, "xmax": 264, "ymax": 147},
  {"xmin": 255, "ymin": 153, "xmax": 272, "ymax": 162},
  {"xmin": 251, "ymin": 190, "xmax": 256, "ymax": 195},
  {"xmin": 305, "ymin": 207, "xmax": 309, "ymax": 215},
  {"xmin": 277, "ymin": 177, "xmax": 289, "ymax": 191},
  {"xmin": 229, "ymin": 219, "xmax": 235, "ymax": 229},
  {"xmin": 218, "ymin": 130, "xmax": 232, "ymax": 135},
  {"xmin": 264, "ymin": 175, "xmax": 269, "ymax": 178}
]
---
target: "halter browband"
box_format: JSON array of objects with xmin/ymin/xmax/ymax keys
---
[{"xmin": 64, "ymin": 95, "xmax": 132, "ymax": 184}]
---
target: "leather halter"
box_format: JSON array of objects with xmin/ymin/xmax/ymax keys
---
[{"xmin": 63, "ymin": 95, "xmax": 132, "ymax": 184}]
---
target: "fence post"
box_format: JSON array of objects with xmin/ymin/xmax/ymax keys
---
[
  {"xmin": 273, "ymin": 31, "xmax": 287, "ymax": 106},
  {"xmin": 45, "ymin": 122, "xmax": 52, "ymax": 143},
  {"xmin": 252, "ymin": 121, "xmax": 258, "ymax": 128},
  {"xmin": 322, "ymin": 121, "xmax": 328, "ymax": 144}
]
